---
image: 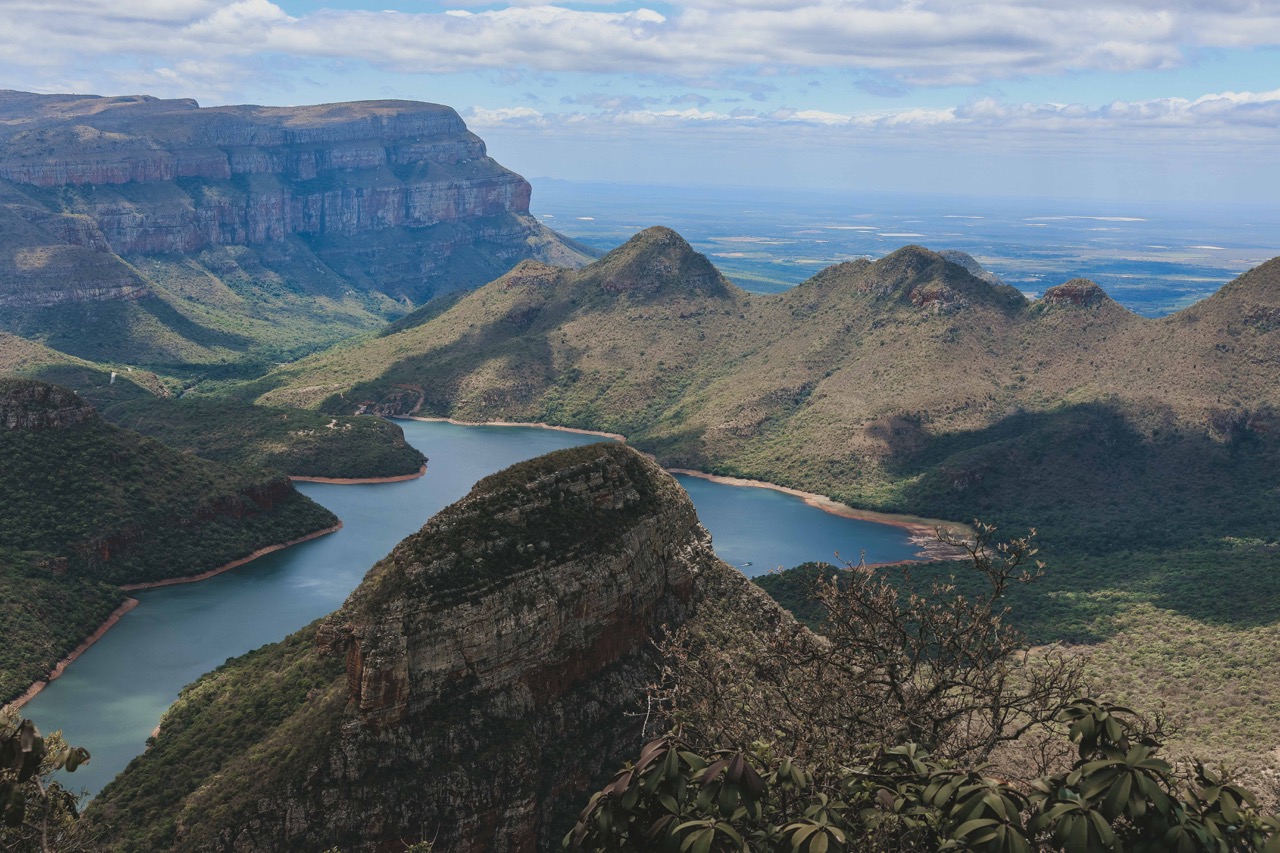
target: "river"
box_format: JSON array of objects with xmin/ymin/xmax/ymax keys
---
[{"xmin": 20, "ymin": 420, "xmax": 924, "ymax": 795}]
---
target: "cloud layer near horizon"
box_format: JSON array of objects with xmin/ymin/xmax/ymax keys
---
[{"xmin": 467, "ymin": 88, "xmax": 1280, "ymax": 148}]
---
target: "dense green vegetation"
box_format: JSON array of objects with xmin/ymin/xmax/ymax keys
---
[
  {"xmin": 0, "ymin": 549, "xmax": 122, "ymax": 702},
  {"xmin": 103, "ymin": 397, "xmax": 425, "ymax": 479},
  {"xmin": 751, "ymin": 562, "xmax": 835, "ymax": 628},
  {"xmin": 0, "ymin": 379, "xmax": 337, "ymax": 704},
  {"xmin": 2, "ymin": 331, "xmax": 428, "ymax": 479},
  {"xmin": 0, "ymin": 398, "xmax": 336, "ymax": 583},
  {"xmin": 85, "ymin": 624, "xmax": 345, "ymax": 852}
]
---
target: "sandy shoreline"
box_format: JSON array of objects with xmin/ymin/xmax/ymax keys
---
[
  {"xmin": 666, "ymin": 468, "xmax": 962, "ymax": 534},
  {"xmin": 120, "ymin": 523, "xmax": 343, "ymax": 591},
  {"xmin": 5, "ymin": 598, "xmax": 140, "ymax": 712},
  {"xmin": 291, "ymin": 464, "xmax": 427, "ymax": 485},
  {"xmin": 402, "ymin": 415, "xmax": 626, "ymax": 442},
  {"xmin": 667, "ymin": 468, "xmax": 971, "ymax": 564}
]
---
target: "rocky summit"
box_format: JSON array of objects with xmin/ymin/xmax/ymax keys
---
[{"xmin": 87, "ymin": 442, "xmax": 792, "ymax": 852}]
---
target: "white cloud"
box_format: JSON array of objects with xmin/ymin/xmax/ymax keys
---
[
  {"xmin": 2, "ymin": 0, "xmax": 1279, "ymax": 94},
  {"xmin": 463, "ymin": 87, "xmax": 1280, "ymax": 149},
  {"xmin": 469, "ymin": 106, "xmax": 548, "ymax": 125}
]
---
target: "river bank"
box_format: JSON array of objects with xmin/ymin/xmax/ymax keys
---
[
  {"xmin": 5, "ymin": 598, "xmax": 140, "ymax": 711},
  {"xmin": 16, "ymin": 417, "xmax": 942, "ymax": 794},
  {"xmin": 668, "ymin": 469, "xmax": 970, "ymax": 563},
  {"xmin": 291, "ymin": 464, "xmax": 427, "ymax": 485},
  {"xmin": 5, "ymin": 523, "xmax": 346, "ymax": 711},
  {"xmin": 120, "ymin": 523, "xmax": 343, "ymax": 591},
  {"xmin": 403, "ymin": 415, "xmax": 626, "ymax": 442}
]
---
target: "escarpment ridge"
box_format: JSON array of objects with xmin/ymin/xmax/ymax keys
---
[
  {"xmin": 87, "ymin": 442, "xmax": 793, "ymax": 851},
  {"xmin": 0, "ymin": 90, "xmax": 591, "ymax": 367}
]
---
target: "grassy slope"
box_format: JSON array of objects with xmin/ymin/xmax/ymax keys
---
[
  {"xmin": 250, "ymin": 228, "xmax": 1280, "ymax": 768},
  {"xmin": 0, "ymin": 380, "xmax": 338, "ymax": 704}
]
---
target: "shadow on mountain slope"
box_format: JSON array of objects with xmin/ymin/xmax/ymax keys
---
[{"xmin": 868, "ymin": 401, "xmax": 1280, "ymax": 640}]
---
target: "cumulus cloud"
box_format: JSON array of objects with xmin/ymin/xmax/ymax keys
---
[{"xmin": 3, "ymin": 0, "xmax": 1280, "ymax": 95}]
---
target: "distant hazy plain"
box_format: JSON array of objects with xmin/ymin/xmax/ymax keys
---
[{"xmin": 533, "ymin": 181, "xmax": 1280, "ymax": 317}]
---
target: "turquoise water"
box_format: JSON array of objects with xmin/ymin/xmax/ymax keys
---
[{"xmin": 19, "ymin": 420, "xmax": 920, "ymax": 796}]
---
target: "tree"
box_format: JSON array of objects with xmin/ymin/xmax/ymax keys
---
[
  {"xmin": 651, "ymin": 523, "xmax": 1084, "ymax": 783},
  {"xmin": 566, "ymin": 700, "xmax": 1280, "ymax": 852},
  {"xmin": 1, "ymin": 708, "xmax": 90, "ymax": 853}
]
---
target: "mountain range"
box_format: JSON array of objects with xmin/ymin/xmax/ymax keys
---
[{"xmin": 249, "ymin": 226, "xmax": 1280, "ymax": 557}]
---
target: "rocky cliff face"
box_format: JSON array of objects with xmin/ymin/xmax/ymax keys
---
[
  {"xmin": 321, "ymin": 444, "xmax": 699, "ymax": 732},
  {"xmin": 91, "ymin": 443, "xmax": 782, "ymax": 852},
  {"xmin": 0, "ymin": 95, "xmax": 527, "ymax": 251},
  {"xmin": 0, "ymin": 91, "xmax": 588, "ymax": 321},
  {"xmin": 1, "ymin": 378, "xmax": 95, "ymax": 429}
]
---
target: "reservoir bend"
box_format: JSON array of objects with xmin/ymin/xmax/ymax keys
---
[{"xmin": 20, "ymin": 420, "xmax": 923, "ymax": 795}]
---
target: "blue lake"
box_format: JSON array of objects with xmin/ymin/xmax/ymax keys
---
[{"xmin": 19, "ymin": 420, "xmax": 922, "ymax": 795}]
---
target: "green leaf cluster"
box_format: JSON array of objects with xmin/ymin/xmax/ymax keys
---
[{"xmin": 568, "ymin": 700, "xmax": 1280, "ymax": 853}]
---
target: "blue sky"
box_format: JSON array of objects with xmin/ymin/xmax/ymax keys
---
[{"xmin": 1, "ymin": 0, "xmax": 1278, "ymax": 202}]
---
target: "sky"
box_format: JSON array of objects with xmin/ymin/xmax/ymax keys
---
[{"xmin": 1, "ymin": 0, "xmax": 1278, "ymax": 203}]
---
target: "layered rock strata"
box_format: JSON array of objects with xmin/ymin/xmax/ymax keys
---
[{"xmin": 0, "ymin": 91, "xmax": 588, "ymax": 309}]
